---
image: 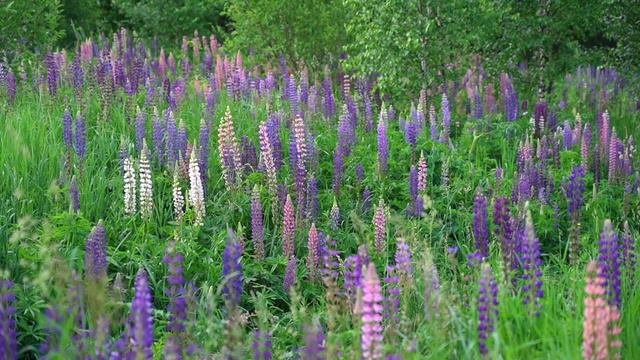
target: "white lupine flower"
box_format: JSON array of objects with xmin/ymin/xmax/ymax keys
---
[
  {"xmin": 123, "ymin": 156, "xmax": 137, "ymax": 215},
  {"xmin": 188, "ymin": 148, "xmax": 205, "ymax": 226},
  {"xmin": 172, "ymin": 167, "xmax": 184, "ymax": 223},
  {"xmin": 139, "ymin": 141, "xmax": 153, "ymax": 219}
]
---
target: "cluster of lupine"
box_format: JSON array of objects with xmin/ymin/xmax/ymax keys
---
[{"xmin": 2, "ymin": 27, "xmax": 640, "ymax": 360}]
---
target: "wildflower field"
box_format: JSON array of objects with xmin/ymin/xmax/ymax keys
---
[{"xmin": 0, "ymin": 29, "xmax": 639, "ymax": 359}]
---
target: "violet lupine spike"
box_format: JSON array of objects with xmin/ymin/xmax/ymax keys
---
[
  {"xmin": 84, "ymin": 221, "xmax": 107, "ymax": 279},
  {"xmin": 126, "ymin": 269, "xmax": 154, "ymax": 360},
  {"xmin": 218, "ymin": 106, "xmax": 242, "ymax": 189},
  {"xmin": 74, "ymin": 112, "xmax": 86, "ymax": 159},
  {"xmin": 222, "ymin": 228, "xmax": 244, "ymax": 310},
  {"xmin": 302, "ymin": 322, "xmax": 325, "ymax": 359},
  {"xmin": 440, "ymin": 93, "xmax": 450, "ymax": 143},
  {"xmin": 0, "ymin": 278, "xmax": 17, "ymax": 359},
  {"xmin": 251, "ymin": 185, "xmax": 265, "ymax": 260},
  {"xmin": 165, "ymin": 110, "xmax": 178, "ymax": 166},
  {"xmin": 520, "ymin": 210, "xmax": 543, "ymax": 315},
  {"xmin": 307, "ymin": 223, "xmax": 320, "ymax": 279},
  {"xmin": 384, "ymin": 266, "xmax": 400, "ymax": 325},
  {"xmin": 45, "ymin": 53, "xmax": 58, "ymax": 96},
  {"xmin": 409, "ymin": 165, "xmax": 418, "ymax": 200},
  {"xmin": 199, "ymin": 118, "xmax": 210, "ymax": 188},
  {"xmin": 562, "ymin": 121, "xmax": 573, "ymax": 149},
  {"xmin": 332, "ymin": 147, "xmax": 343, "ymax": 196},
  {"xmin": 564, "ymin": 166, "xmax": 586, "ymax": 220},
  {"xmin": 69, "ymin": 176, "xmax": 79, "ymax": 213},
  {"xmin": 477, "ymin": 262, "xmax": 499, "ymax": 358},
  {"xmin": 258, "ymin": 120, "xmax": 278, "ymax": 196},
  {"xmin": 162, "ymin": 241, "xmax": 187, "ymax": 354},
  {"xmin": 63, "ymin": 109, "xmax": 73, "ymax": 151},
  {"xmin": 377, "ymin": 112, "xmax": 388, "ymax": 176},
  {"xmin": 493, "ymin": 197, "xmax": 515, "ymax": 273},
  {"xmin": 373, "ymin": 199, "xmax": 386, "ymax": 254},
  {"xmin": 598, "ymin": 220, "xmax": 621, "ymax": 307},
  {"xmin": 135, "ymin": 107, "xmax": 146, "ymax": 153},
  {"xmin": 322, "ymin": 72, "xmax": 335, "ymax": 119},
  {"xmin": 252, "ymin": 330, "xmax": 272, "ymax": 360},
  {"xmin": 473, "ymin": 192, "xmax": 489, "ymax": 259},
  {"xmin": 621, "ymin": 221, "xmax": 636, "ymax": 282},
  {"xmin": 177, "ymin": 120, "xmax": 188, "ymax": 162},
  {"xmin": 361, "ymin": 264, "xmax": 384, "ymax": 360},
  {"xmin": 394, "ymin": 239, "xmax": 412, "ymax": 282},
  {"xmin": 282, "ymin": 194, "xmax": 296, "ymax": 258},
  {"xmin": 283, "ymin": 255, "xmax": 297, "ymax": 293}
]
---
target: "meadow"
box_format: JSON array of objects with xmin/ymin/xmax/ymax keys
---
[{"xmin": 0, "ymin": 30, "xmax": 638, "ymax": 359}]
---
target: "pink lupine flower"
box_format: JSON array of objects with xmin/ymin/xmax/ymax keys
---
[
  {"xmin": 373, "ymin": 199, "xmax": 386, "ymax": 254},
  {"xmin": 361, "ymin": 264, "xmax": 384, "ymax": 360},
  {"xmin": 418, "ymin": 151, "xmax": 427, "ymax": 193},
  {"xmin": 282, "ymin": 195, "xmax": 295, "ymax": 258}
]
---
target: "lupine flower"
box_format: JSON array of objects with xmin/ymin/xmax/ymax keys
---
[
  {"xmin": 152, "ymin": 108, "xmax": 164, "ymax": 164},
  {"xmin": 84, "ymin": 221, "xmax": 107, "ymax": 279},
  {"xmin": 608, "ymin": 132, "xmax": 619, "ymax": 184},
  {"xmin": 282, "ymin": 194, "xmax": 295, "ymax": 258},
  {"xmin": 582, "ymin": 261, "xmax": 622, "ymax": 360},
  {"xmin": 377, "ymin": 111, "xmax": 388, "ymax": 175},
  {"xmin": 364, "ymin": 95, "xmax": 374, "ymax": 132},
  {"xmin": 138, "ymin": 141, "xmax": 153, "ymax": 219},
  {"xmin": 477, "ymin": 262, "xmax": 498, "ymax": 358},
  {"xmin": 63, "ymin": 109, "xmax": 73, "ymax": 151},
  {"xmin": 521, "ymin": 210, "xmax": 543, "ymax": 315},
  {"xmin": 223, "ymin": 228, "xmax": 244, "ymax": 309},
  {"xmin": 361, "ymin": 264, "xmax": 384, "ymax": 360},
  {"xmin": 251, "ymin": 185, "xmax": 265, "ymax": 260},
  {"xmin": 562, "ymin": 121, "xmax": 573, "ymax": 149},
  {"xmin": 284, "ymin": 255, "xmax": 297, "ymax": 293},
  {"xmin": 473, "ymin": 192, "xmax": 489, "ymax": 259},
  {"xmin": 440, "ymin": 93, "xmax": 450, "ymax": 143},
  {"xmin": 135, "ymin": 107, "xmax": 146, "ymax": 152},
  {"xmin": 258, "ymin": 120, "xmax": 278, "ymax": 196},
  {"xmin": 45, "ymin": 53, "xmax": 58, "ymax": 95},
  {"xmin": 534, "ymin": 102, "xmax": 548, "ymax": 136},
  {"xmin": 172, "ymin": 169, "xmax": 185, "ymax": 223},
  {"xmin": 418, "ymin": 151, "xmax": 427, "ymax": 192},
  {"xmin": 0, "ymin": 277, "xmax": 17, "ymax": 359},
  {"xmin": 252, "ymin": 330, "xmax": 272, "ymax": 360},
  {"xmin": 428, "ymin": 104, "xmax": 438, "ymax": 141},
  {"xmin": 598, "ymin": 220, "xmax": 621, "ymax": 307},
  {"xmin": 177, "ymin": 120, "xmax": 188, "ymax": 162},
  {"xmin": 123, "ymin": 156, "xmax": 137, "ymax": 215},
  {"xmin": 322, "ymin": 71, "xmax": 335, "ymax": 119},
  {"xmin": 307, "ymin": 223, "xmax": 320, "ymax": 278},
  {"xmin": 493, "ymin": 197, "xmax": 515, "ymax": 273},
  {"xmin": 564, "ymin": 166, "xmax": 586, "ymax": 219},
  {"xmin": 394, "ymin": 239, "xmax": 412, "ymax": 283},
  {"xmin": 302, "ymin": 322, "xmax": 325, "ymax": 359},
  {"xmin": 126, "ymin": 269, "xmax": 154, "ymax": 360},
  {"xmin": 188, "ymin": 148, "xmax": 205, "ymax": 226},
  {"xmin": 75, "ymin": 112, "xmax": 86, "ymax": 159},
  {"xmin": 218, "ymin": 106, "xmax": 242, "ymax": 189},
  {"xmin": 163, "ymin": 241, "xmax": 187, "ymax": 353},
  {"xmin": 69, "ymin": 176, "xmax": 79, "ymax": 213},
  {"xmin": 582, "ymin": 123, "xmax": 591, "ymax": 169},
  {"xmin": 373, "ymin": 200, "xmax": 386, "ymax": 253},
  {"xmin": 621, "ymin": 221, "xmax": 636, "ymax": 281},
  {"xmin": 166, "ymin": 110, "xmax": 178, "ymax": 166}
]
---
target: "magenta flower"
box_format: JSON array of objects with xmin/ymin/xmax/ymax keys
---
[{"xmin": 361, "ymin": 264, "xmax": 384, "ymax": 360}]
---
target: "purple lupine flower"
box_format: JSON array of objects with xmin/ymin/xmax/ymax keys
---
[
  {"xmin": 520, "ymin": 211, "xmax": 543, "ymax": 315},
  {"xmin": 223, "ymin": 228, "xmax": 244, "ymax": 309},
  {"xmin": 564, "ymin": 166, "xmax": 586, "ymax": 220},
  {"xmin": 251, "ymin": 185, "xmax": 265, "ymax": 260},
  {"xmin": 165, "ymin": 110, "xmax": 178, "ymax": 166},
  {"xmin": 288, "ymin": 74, "xmax": 298, "ymax": 115},
  {"xmin": 473, "ymin": 192, "xmax": 489, "ymax": 259},
  {"xmin": 598, "ymin": 220, "xmax": 621, "ymax": 307},
  {"xmin": 621, "ymin": 221, "xmax": 636, "ymax": 282},
  {"xmin": 199, "ymin": 118, "xmax": 210, "ymax": 187},
  {"xmin": 84, "ymin": 221, "xmax": 107, "ymax": 279},
  {"xmin": 252, "ymin": 330, "xmax": 272, "ymax": 360},
  {"xmin": 6, "ymin": 71, "xmax": 16, "ymax": 104},
  {"xmin": 534, "ymin": 102, "xmax": 548, "ymax": 137},
  {"xmin": 493, "ymin": 197, "xmax": 515, "ymax": 273},
  {"xmin": 302, "ymin": 323, "xmax": 325, "ymax": 359},
  {"xmin": 0, "ymin": 279, "xmax": 17, "ymax": 359},
  {"xmin": 362, "ymin": 187, "xmax": 372, "ymax": 213},
  {"xmin": 72, "ymin": 55, "xmax": 83, "ymax": 94},
  {"xmin": 177, "ymin": 120, "xmax": 188, "ymax": 162},
  {"xmin": 477, "ymin": 262, "xmax": 498, "ymax": 358},
  {"xmin": 74, "ymin": 112, "xmax": 86, "ymax": 159},
  {"xmin": 307, "ymin": 223, "xmax": 320, "ymax": 278},
  {"xmin": 441, "ymin": 93, "xmax": 451, "ymax": 144},
  {"xmin": 45, "ymin": 53, "xmax": 58, "ymax": 95},
  {"xmin": 377, "ymin": 113, "xmax": 388, "ymax": 175},
  {"xmin": 126, "ymin": 269, "xmax": 154, "ymax": 360},
  {"xmin": 282, "ymin": 195, "xmax": 296, "ymax": 258},
  {"xmin": 135, "ymin": 107, "xmax": 146, "ymax": 153},
  {"xmin": 152, "ymin": 109, "xmax": 164, "ymax": 164},
  {"xmin": 332, "ymin": 147, "xmax": 343, "ymax": 196},
  {"xmin": 405, "ymin": 121, "xmax": 417, "ymax": 150},
  {"xmin": 63, "ymin": 109, "xmax": 73, "ymax": 151},
  {"xmin": 283, "ymin": 255, "xmax": 297, "ymax": 293},
  {"xmin": 322, "ymin": 72, "xmax": 335, "ymax": 119},
  {"xmin": 364, "ymin": 95, "xmax": 374, "ymax": 132},
  {"xmin": 344, "ymin": 255, "xmax": 363, "ymax": 305},
  {"xmin": 361, "ymin": 264, "xmax": 384, "ymax": 360},
  {"xmin": 581, "ymin": 123, "xmax": 591, "ymax": 169},
  {"xmin": 329, "ymin": 199, "xmax": 340, "ymax": 231},
  {"xmin": 562, "ymin": 121, "xmax": 573, "ymax": 149},
  {"xmin": 69, "ymin": 176, "xmax": 79, "ymax": 213},
  {"xmin": 320, "ymin": 234, "xmax": 340, "ymax": 289},
  {"xmin": 394, "ymin": 239, "xmax": 412, "ymax": 282},
  {"xmin": 473, "ymin": 88, "xmax": 483, "ymax": 119},
  {"xmin": 306, "ymin": 175, "xmax": 319, "ymax": 221},
  {"xmin": 383, "ymin": 265, "xmax": 400, "ymax": 324},
  {"xmin": 163, "ymin": 242, "xmax": 187, "ymax": 356},
  {"xmin": 409, "ymin": 165, "xmax": 418, "ymax": 201},
  {"xmin": 338, "ymin": 105, "xmax": 354, "ymax": 157}
]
